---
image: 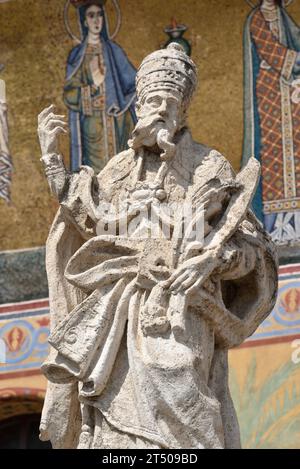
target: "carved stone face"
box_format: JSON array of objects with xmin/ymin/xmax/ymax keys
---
[
  {"xmin": 85, "ymin": 5, "xmax": 103, "ymax": 35},
  {"xmin": 134, "ymin": 89, "xmax": 184, "ymax": 149}
]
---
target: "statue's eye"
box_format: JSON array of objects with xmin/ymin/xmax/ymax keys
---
[{"xmin": 146, "ymin": 97, "xmax": 161, "ymax": 106}]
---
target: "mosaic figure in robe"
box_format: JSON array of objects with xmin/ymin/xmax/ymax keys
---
[
  {"xmin": 64, "ymin": 0, "xmax": 137, "ymax": 173},
  {"xmin": 243, "ymin": 0, "xmax": 300, "ymax": 244}
]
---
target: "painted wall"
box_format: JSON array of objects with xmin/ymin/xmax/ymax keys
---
[
  {"xmin": 229, "ymin": 342, "xmax": 300, "ymax": 449},
  {"xmin": 1, "ymin": 0, "xmax": 299, "ymax": 250}
]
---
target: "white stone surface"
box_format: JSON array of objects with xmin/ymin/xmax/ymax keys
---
[{"xmin": 38, "ymin": 44, "xmax": 278, "ymax": 449}]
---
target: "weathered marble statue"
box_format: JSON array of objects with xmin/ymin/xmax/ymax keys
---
[{"xmin": 38, "ymin": 43, "xmax": 278, "ymax": 449}]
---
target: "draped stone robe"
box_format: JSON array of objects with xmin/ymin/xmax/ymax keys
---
[{"xmin": 39, "ymin": 129, "xmax": 278, "ymax": 449}]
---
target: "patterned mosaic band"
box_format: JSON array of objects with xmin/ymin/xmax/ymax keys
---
[
  {"xmin": 244, "ymin": 263, "xmax": 300, "ymax": 346},
  {"xmin": 0, "ymin": 299, "xmax": 49, "ymax": 379},
  {"xmin": 263, "ymin": 198, "xmax": 300, "ymax": 214}
]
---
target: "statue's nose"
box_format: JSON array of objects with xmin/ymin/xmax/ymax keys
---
[{"xmin": 159, "ymin": 101, "xmax": 168, "ymax": 116}]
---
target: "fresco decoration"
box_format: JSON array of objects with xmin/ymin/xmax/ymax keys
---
[
  {"xmin": 229, "ymin": 261, "xmax": 300, "ymax": 448},
  {"xmin": 246, "ymin": 263, "xmax": 300, "ymax": 342},
  {"xmin": 63, "ymin": 0, "xmax": 137, "ymax": 174},
  {"xmin": 0, "ymin": 74, "xmax": 12, "ymax": 204},
  {"xmin": 163, "ymin": 18, "xmax": 191, "ymax": 57},
  {"xmin": 242, "ymin": 0, "xmax": 300, "ymax": 245},
  {"xmin": 230, "ymin": 351, "xmax": 300, "ymax": 448},
  {"xmin": 0, "ymin": 300, "xmax": 50, "ymax": 377}
]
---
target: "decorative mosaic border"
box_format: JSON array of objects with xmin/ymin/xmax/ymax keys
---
[
  {"xmin": 245, "ymin": 263, "xmax": 300, "ymax": 345},
  {"xmin": 0, "ymin": 299, "xmax": 49, "ymax": 378}
]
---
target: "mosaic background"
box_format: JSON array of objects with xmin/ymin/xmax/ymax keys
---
[{"xmin": 0, "ymin": 0, "xmax": 298, "ymax": 250}]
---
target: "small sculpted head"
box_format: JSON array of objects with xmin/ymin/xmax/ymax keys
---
[{"xmin": 129, "ymin": 43, "xmax": 197, "ymax": 160}]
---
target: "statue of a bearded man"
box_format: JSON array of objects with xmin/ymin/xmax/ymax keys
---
[{"xmin": 38, "ymin": 43, "xmax": 278, "ymax": 449}]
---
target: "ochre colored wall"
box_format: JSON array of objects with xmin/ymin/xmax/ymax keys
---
[{"xmin": 0, "ymin": 0, "xmax": 299, "ymax": 250}]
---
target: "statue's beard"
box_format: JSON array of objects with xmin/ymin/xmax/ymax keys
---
[{"xmin": 128, "ymin": 116, "xmax": 177, "ymax": 161}]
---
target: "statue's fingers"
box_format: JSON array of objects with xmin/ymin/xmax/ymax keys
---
[
  {"xmin": 172, "ymin": 274, "xmax": 196, "ymax": 294},
  {"xmin": 163, "ymin": 270, "xmax": 181, "ymax": 289},
  {"xmin": 50, "ymin": 126, "xmax": 68, "ymax": 136},
  {"xmin": 44, "ymin": 114, "xmax": 66, "ymax": 127},
  {"xmin": 42, "ymin": 112, "xmax": 55, "ymax": 126},
  {"xmin": 160, "ymin": 279, "xmax": 171, "ymax": 289},
  {"xmin": 169, "ymin": 271, "xmax": 190, "ymax": 292},
  {"xmin": 185, "ymin": 274, "xmax": 206, "ymax": 296},
  {"xmin": 166, "ymin": 266, "xmax": 190, "ymax": 289},
  {"xmin": 38, "ymin": 104, "xmax": 55, "ymax": 124},
  {"xmin": 181, "ymin": 273, "xmax": 198, "ymax": 291},
  {"xmin": 38, "ymin": 104, "xmax": 54, "ymax": 122},
  {"xmin": 45, "ymin": 119, "xmax": 67, "ymax": 130},
  {"xmin": 45, "ymin": 113, "xmax": 65, "ymax": 123}
]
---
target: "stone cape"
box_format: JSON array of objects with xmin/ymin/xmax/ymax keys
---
[{"xmin": 39, "ymin": 128, "xmax": 278, "ymax": 449}]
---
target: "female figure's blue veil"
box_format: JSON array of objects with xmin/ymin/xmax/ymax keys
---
[{"xmin": 65, "ymin": 2, "xmax": 137, "ymax": 170}]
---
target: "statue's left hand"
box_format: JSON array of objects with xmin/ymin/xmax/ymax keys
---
[
  {"xmin": 163, "ymin": 248, "xmax": 221, "ymax": 295},
  {"xmin": 166, "ymin": 245, "xmax": 245, "ymax": 295},
  {"xmin": 38, "ymin": 104, "xmax": 67, "ymax": 156}
]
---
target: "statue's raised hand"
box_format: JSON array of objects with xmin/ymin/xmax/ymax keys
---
[
  {"xmin": 38, "ymin": 105, "xmax": 68, "ymax": 199},
  {"xmin": 38, "ymin": 104, "xmax": 67, "ymax": 156}
]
